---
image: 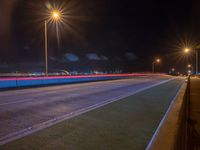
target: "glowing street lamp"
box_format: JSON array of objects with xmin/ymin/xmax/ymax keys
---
[
  {"xmin": 51, "ymin": 10, "xmax": 61, "ymax": 20},
  {"xmin": 184, "ymin": 48, "xmax": 190, "ymax": 53},
  {"xmin": 188, "ymin": 70, "xmax": 192, "ymax": 75},
  {"xmin": 44, "ymin": 9, "xmax": 62, "ymax": 76},
  {"xmin": 152, "ymin": 58, "xmax": 161, "ymax": 73},
  {"xmin": 156, "ymin": 58, "xmax": 160, "ymax": 63},
  {"xmin": 171, "ymin": 68, "xmax": 175, "ymax": 72},
  {"xmin": 187, "ymin": 64, "xmax": 193, "ymax": 74}
]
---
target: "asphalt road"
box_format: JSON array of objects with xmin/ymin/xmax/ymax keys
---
[{"xmin": 0, "ymin": 76, "xmax": 172, "ymax": 144}]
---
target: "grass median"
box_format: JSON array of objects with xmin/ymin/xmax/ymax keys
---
[{"xmin": 1, "ymin": 78, "xmax": 183, "ymax": 150}]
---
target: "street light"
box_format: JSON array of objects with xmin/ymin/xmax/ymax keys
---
[
  {"xmin": 44, "ymin": 9, "xmax": 62, "ymax": 76},
  {"xmin": 152, "ymin": 58, "xmax": 161, "ymax": 73},
  {"xmin": 187, "ymin": 64, "xmax": 193, "ymax": 74},
  {"xmin": 188, "ymin": 70, "xmax": 192, "ymax": 75},
  {"xmin": 184, "ymin": 48, "xmax": 190, "ymax": 53},
  {"xmin": 156, "ymin": 58, "xmax": 160, "ymax": 63},
  {"xmin": 171, "ymin": 68, "xmax": 175, "ymax": 72},
  {"xmin": 51, "ymin": 10, "xmax": 61, "ymax": 20},
  {"xmin": 183, "ymin": 48, "xmax": 198, "ymax": 74},
  {"xmin": 187, "ymin": 64, "xmax": 191, "ymax": 68}
]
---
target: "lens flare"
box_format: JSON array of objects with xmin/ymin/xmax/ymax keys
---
[
  {"xmin": 51, "ymin": 10, "xmax": 61, "ymax": 20},
  {"xmin": 43, "ymin": 1, "xmax": 88, "ymax": 49},
  {"xmin": 45, "ymin": 2, "xmax": 52, "ymax": 10},
  {"xmin": 184, "ymin": 48, "xmax": 190, "ymax": 53},
  {"xmin": 163, "ymin": 33, "xmax": 199, "ymax": 65},
  {"xmin": 156, "ymin": 58, "xmax": 161, "ymax": 63}
]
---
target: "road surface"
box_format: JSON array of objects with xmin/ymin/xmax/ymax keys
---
[{"xmin": 0, "ymin": 76, "xmax": 172, "ymax": 144}]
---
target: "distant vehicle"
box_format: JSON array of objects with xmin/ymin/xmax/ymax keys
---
[
  {"xmin": 60, "ymin": 70, "xmax": 71, "ymax": 76},
  {"xmin": 48, "ymin": 70, "xmax": 70, "ymax": 76}
]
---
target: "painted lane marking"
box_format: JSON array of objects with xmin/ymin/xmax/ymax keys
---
[{"xmin": 0, "ymin": 99, "xmax": 33, "ymax": 106}]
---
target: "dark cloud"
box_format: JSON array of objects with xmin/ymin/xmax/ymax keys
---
[
  {"xmin": 125, "ymin": 52, "xmax": 137, "ymax": 61},
  {"xmin": 64, "ymin": 53, "xmax": 80, "ymax": 62},
  {"xmin": 86, "ymin": 53, "xmax": 101, "ymax": 60},
  {"xmin": 100, "ymin": 55, "xmax": 109, "ymax": 61}
]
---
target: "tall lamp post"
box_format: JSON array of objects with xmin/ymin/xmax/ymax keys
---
[
  {"xmin": 152, "ymin": 58, "xmax": 161, "ymax": 73},
  {"xmin": 44, "ymin": 10, "xmax": 61, "ymax": 76},
  {"xmin": 196, "ymin": 51, "xmax": 198, "ymax": 74},
  {"xmin": 184, "ymin": 48, "xmax": 198, "ymax": 75}
]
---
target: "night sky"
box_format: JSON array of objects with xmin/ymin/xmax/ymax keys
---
[{"xmin": 0, "ymin": 0, "xmax": 199, "ymax": 73}]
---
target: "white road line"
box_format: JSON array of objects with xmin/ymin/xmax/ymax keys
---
[
  {"xmin": 0, "ymin": 78, "xmax": 175, "ymax": 146},
  {"xmin": 0, "ymin": 79, "xmax": 150, "ymax": 106},
  {"xmin": 0, "ymin": 99, "xmax": 33, "ymax": 106}
]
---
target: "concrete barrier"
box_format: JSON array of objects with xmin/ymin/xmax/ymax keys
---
[
  {"xmin": 0, "ymin": 79, "xmax": 17, "ymax": 89},
  {"xmin": 0, "ymin": 74, "xmax": 161, "ymax": 89},
  {"xmin": 15, "ymin": 76, "xmax": 124, "ymax": 88}
]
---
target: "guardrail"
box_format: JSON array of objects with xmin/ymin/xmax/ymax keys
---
[
  {"xmin": 147, "ymin": 77, "xmax": 190, "ymax": 150},
  {"xmin": 0, "ymin": 73, "xmax": 162, "ymax": 89}
]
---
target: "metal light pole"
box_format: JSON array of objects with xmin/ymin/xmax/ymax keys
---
[
  {"xmin": 196, "ymin": 50, "xmax": 198, "ymax": 74},
  {"xmin": 152, "ymin": 58, "xmax": 160, "ymax": 73},
  {"xmin": 152, "ymin": 62, "xmax": 155, "ymax": 73},
  {"xmin": 45, "ymin": 20, "xmax": 48, "ymax": 76},
  {"xmin": 44, "ymin": 10, "xmax": 61, "ymax": 77},
  {"xmin": 184, "ymin": 48, "xmax": 199, "ymax": 75}
]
